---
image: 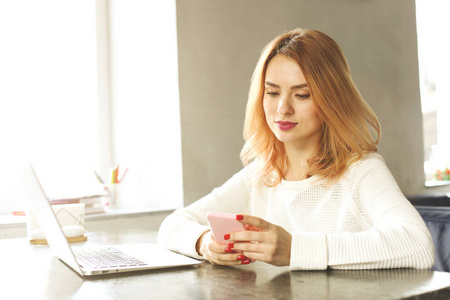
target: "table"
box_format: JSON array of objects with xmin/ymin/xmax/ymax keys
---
[{"xmin": 2, "ymin": 228, "xmax": 450, "ymax": 300}]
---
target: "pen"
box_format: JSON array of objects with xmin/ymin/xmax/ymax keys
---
[
  {"xmin": 108, "ymin": 165, "xmax": 128, "ymax": 184},
  {"xmin": 110, "ymin": 167, "xmax": 116, "ymax": 184},
  {"xmin": 115, "ymin": 165, "xmax": 119, "ymax": 183},
  {"xmin": 94, "ymin": 170, "xmax": 104, "ymax": 184},
  {"xmin": 118, "ymin": 167, "xmax": 128, "ymax": 183}
]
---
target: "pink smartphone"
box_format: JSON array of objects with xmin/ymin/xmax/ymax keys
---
[{"xmin": 206, "ymin": 212, "xmax": 246, "ymax": 244}]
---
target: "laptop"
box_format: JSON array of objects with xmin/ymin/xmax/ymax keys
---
[{"xmin": 24, "ymin": 164, "xmax": 201, "ymax": 276}]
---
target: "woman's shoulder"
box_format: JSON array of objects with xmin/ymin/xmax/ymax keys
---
[
  {"xmin": 237, "ymin": 161, "xmax": 271, "ymax": 189},
  {"xmin": 345, "ymin": 152, "xmax": 390, "ymax": 178},
  {"xmin": 354, "ymin": 152, "xmax": 386, "ymax": 167},
  {"xmin": 224, "ymin": 162, "xmax": 258, "ymax": 186},
  {"xmin": 333, "ymin": 152, "xmax": 395, "ymax": 193}
]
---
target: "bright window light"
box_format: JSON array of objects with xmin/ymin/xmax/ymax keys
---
[
  {"xmin": 0, "ymin": 0, "xmax": 183, "ymax": 215},
  {"xmin": 0, "ymin": 1, "xmax": 99, "ymax": 214},
  {"xmin": 416, "ymin": 0, "xmax": 450, "ymax": 186}
]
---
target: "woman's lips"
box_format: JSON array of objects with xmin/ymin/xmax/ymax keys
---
[{"xmin": 275, "ymin": 121, "xmax": 298, "ymax": 131}]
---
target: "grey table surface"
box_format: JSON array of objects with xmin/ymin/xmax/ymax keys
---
[{"xmin": 2, "ymin": 228, "xmax": 450, "ymax": 300}]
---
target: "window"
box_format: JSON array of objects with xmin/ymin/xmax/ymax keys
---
[
  {"xmin": 107, "ymin": 0, "xmax": 183, "ymax": 210},
  {"xmin": 416, "ymin": 0, "xmax": 450, "ymax": 186},
  {"xmin": 0, "ymin": 1, "xmax": 99, "ymax": 214},
  {"xmin": 0, "ymin": 0, "xmax": 183, "ymax": 215}
]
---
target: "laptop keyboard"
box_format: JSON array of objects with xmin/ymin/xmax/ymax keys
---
[{"xmin": 74, "ymin": 247, "xmax": 148, "ymax": 269}]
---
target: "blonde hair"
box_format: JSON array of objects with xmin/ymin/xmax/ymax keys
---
[{"xmin": 240, "ymin": 28, "xmax": 381, "ymax": 186}]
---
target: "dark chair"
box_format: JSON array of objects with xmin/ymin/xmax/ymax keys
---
[{"xmin": 406, "ymin": 193, "xmax": 450, "ymax": 272}]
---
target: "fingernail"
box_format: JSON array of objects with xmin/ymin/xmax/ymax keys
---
[
  {"xmin": 236, "ymin": 215, "xmax": 244, "ymax": 221},
  {"xmin": 237, "ymin": 254, "xmax": 246, "ymax": 260},
  {"xmin": 250, "ymin": 259, "xmax": 256, "ymax": 263},
  {"xmin": 225, "ymin": 247, "xmax": 233, "ymax": 253},
  {"xmin": 241, "ymin": 259, "xmax": 250, "ymax": 265},
  {"xmin": 228, "ymin": 243, "xmax": 234, "ymax": 248},
  {"xmin": 224, "ymin": 234, "xmax": 230, "ymax": 240}
]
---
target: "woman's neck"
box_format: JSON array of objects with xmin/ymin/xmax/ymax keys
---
[{"xmin": 283, "ymin": 144, "xmax": 317, "ymax": 181}]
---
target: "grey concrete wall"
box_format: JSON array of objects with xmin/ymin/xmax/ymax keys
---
[{"xmin": 177, "ymin": 0, "xmax": 447, "ymax": 205}]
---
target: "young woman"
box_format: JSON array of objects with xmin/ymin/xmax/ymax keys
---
[{"xmin": 157, "ymin": 28, "xmax": 434, "ymax": 270}]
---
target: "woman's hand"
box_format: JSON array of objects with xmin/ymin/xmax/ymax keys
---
[
  {"xmin": 227, "ymin": 215, "xmax": 292, "ymax": 266},
  {"xmin": 197, "ymin": 230, "xmax": 252, "ymax": 265}
]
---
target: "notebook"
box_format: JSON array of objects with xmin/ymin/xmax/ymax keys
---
[{"xmin": 24, "ymin": 164, "xmax": 201, "ymax": 276}]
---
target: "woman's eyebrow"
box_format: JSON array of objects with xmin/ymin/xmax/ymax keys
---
[
  {"xmin": 265, "ymin": 81, "xmax": 308, "ymax": 90},
  {"xmin": 290, "ymin": 83, "xmax": 308, "ymax": 90},
  {"xmin": 265, "ymin": 81, "xmax": 280, "ymax": 88}
]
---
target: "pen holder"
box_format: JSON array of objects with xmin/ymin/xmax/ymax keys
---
[{"xmin": 104, "ymin": 184, "xmax": 121, "ymax": 208}]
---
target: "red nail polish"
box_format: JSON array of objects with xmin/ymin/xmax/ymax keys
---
[
  {"xmin": 224, "ymin": 234, "xmax": 230, "ymax": 240},
  {"xmin": 237, "ymin": 255, "xmax": 246, "ymax": 260},
  {"xmin": 236, "ymin": 215, "xmax": 244, "ymax": 221},
  {"xmin": 225, "ymin": 247, "xmax": 233, "ymax": 253},
  {"xmin": 241, "ymin": 259, "xmax": 250, "ymax": 264},
  {"xmin": 228, "ymin": 243, "xmax": 234, "ymax": 248}
]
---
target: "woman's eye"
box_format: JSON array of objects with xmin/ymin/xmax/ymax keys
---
[
  {"xmin": 266, "ymin": 91, "xmax": 279, "ymax": 97},
  {"xmin": 296, "ymin": 94, "xmax": 310, "ymax": 100}
]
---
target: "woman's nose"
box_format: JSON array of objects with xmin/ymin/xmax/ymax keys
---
[{"xmin": 277, "ymin": 96, "xmax": 294, "ymax": 116}]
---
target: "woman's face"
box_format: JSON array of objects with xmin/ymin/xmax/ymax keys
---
[{"xmin": 263, "ymin": 55, "xmax": 322, "ymax": 150}]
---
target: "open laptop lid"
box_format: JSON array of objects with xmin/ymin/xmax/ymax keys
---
[
  {"xmin": 23, "ymin": 163, "xmax": 201, "ymax": 276},
  {"xmin": 23, "ymin": 164, "xmax": 84, "ymax": 276}
]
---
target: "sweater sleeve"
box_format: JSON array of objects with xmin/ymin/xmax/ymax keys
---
[
  {"xmin": 290, "ymin": 232, "xmax": 328, "ymax": 270},
  {"xmin": 157, "ymin": 166, "xmax": 253, "ymax": 259},
  {"xmin": 323, "ymin": 155, "xmax": 434, "ymax": 270}
]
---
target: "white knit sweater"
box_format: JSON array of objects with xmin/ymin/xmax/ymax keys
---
[{"xmin": 157, "ymin": 153, "xmax": 434, "ymax": 270}]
